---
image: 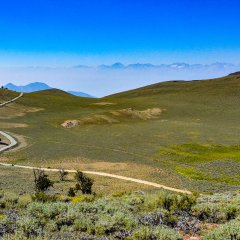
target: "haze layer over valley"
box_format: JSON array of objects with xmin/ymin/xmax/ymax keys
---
[{"xmin": 1, "ymin": 62, "xmax": 240, "ymax": 97}]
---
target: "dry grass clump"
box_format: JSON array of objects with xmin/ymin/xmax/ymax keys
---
[{"xmin": 0, "ymin": 104, "xmax": 43, "ymax": 120}]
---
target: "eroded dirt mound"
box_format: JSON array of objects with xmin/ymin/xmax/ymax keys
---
[
  {"xmin": 62, "ymin": 108, "xmax": 164, "ymax": 128},
  {"xmin": 92, "ymin": 102, "xmax": 116, "ymax": 106},
  {"xmin": 112, "ymin": 108, "xmax": 162, "ymax": 120},
  {"xmin": 61, "ymin": 120, "xmax": 79, "ymax": 128}
]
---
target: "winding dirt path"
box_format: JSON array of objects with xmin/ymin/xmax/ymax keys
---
[
  {"xmin": 0, "ymin": 92, "xmax": 23, "ymax": 107},
  {"xmin": 0, "ymin": 93, "xmax": 191, "ymax": 194},
  {"xmin": 0, "ymin": 163, "xmax": 191, "ymax": 194}
]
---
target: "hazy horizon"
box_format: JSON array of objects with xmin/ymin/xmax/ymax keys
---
[{"xmin": 1, "ymin": 62, "xmax": 240, "ymax": 97}]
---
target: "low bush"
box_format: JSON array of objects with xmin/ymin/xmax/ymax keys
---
[
  {"xmin": 74, "ymin": 171, "xmax": 94, "ymax": 195},
  {"xmin": 71, "ymin": 195, "xmax": 95, "ymax": 203},
  {"xmin": 16, "ymin": 217, "xmax": 42, "ymax": 238},
  {"xmin": 0, "ymin": 210, "xmax": 18, "ymax": 237},
  {"xmin": 127, "ymin": 226, "xmax": 182, "ymax": 240},
  {"xmin": 141, "ymin": 192, "xmax": 197, "ymax": 213},
  {"xmin": 192, "ymin": 202, "xmax": 240, "ymax": 223},
  {"xmin": 175, "ymin": 211, "xmax": 201, "ymax": 234},
  {"xmin": 202, "ymin": 219, "xmax": 240, "ymax": 240},
  {"xmin": 67, "ymin": 187, "xmax": 76, "ymax": 197},
  {"xmin": 0, "ymin": 193, "xmax": 19, "ymax": 209},
  {"xmin": 33, "ymin": 169, "xmax": 53, "ymax": 193},
  {"xmin": 31, "ymin": 192, "xmax": 58, "ymax": 203}
]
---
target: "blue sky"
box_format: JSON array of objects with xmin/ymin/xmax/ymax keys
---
[
  {"xmin": 0, "ymin": 0, "xmax": 240, "ymax": 66},
  {"xmin": 1, "ymin": 0, "xmax": 240, "ymax": 96}
]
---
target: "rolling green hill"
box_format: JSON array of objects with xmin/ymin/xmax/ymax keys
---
[{"xmin": 1, "ymin": 73, "xmax": 240, "ymax": 193}]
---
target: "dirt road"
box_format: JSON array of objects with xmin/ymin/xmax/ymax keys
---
[{"xmin": 0, "ymin": 92, "xmax": 23, "ymax": 107}]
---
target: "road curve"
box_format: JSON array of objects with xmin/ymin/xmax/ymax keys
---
[
  {"xmin": 0, "ymin": 92, "xmax": 23, "ymax": 107},
  {"xmin": 0, "ymin": 92, "xmax": 192, "ymax": 194},
  {"xmin": 0, "ymin": 131, "xmax": 18, "ymax": 152}
]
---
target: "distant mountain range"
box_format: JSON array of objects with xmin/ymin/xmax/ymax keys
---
[
  {"xmin": 4, "ymin": 82, "xmax": 94, "ymax": 98},
  {"xmin": 73, "ymin": 62, "xmax": 240, "ymax": 70},
  {"xmin": 2, "ymin": 62, "xmax": 240, "ymax": 97},
  {"xmin": 4, "ymin": 82, "xmax": 51, "ymax": 92}
]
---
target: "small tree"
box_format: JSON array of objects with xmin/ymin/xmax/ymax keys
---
[
  {"xmin": 58, "ymin": 168, "xmax": 68, "ymax": 181},
  {"xmin": 33, "ymin": 169, "xmax": 53, "ymax": 192},
  {"xmin": 68, "ymin": 187, "xmax": 76, "ymax": 197},
  {"xmin": 74, "ymin": 170, "xmax": 94, "ymax": 194}
]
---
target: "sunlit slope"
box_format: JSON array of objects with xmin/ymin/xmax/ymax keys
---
[{"xmin": 2, "ymin": 73, "xmax": 240, "ymax": 193}]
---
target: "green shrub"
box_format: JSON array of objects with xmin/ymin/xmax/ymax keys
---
[
  {"xmin": 33, "ymin": 169, "xmax": 53, "ymax": 193},
  {"xmin": 71, "ymin": 195, "xmax": 95, "ymax": 203},
  {"xmin": 31, "ymin": 192, "xmax": 58, "ymax": 203},
  {"xmin": 0, "ymin": 193, "xmax": 19, "ymax": 209},
  {"xmin": 67, "ymin": 187, "xmax": 76, "ymax": 197},
  {"xmin": 2, "ymin": 233, "xmax": 44, "ymax": 240},
  {"xmin": 73, "ymin": 216, "xmax": 93, "ymax": 232},
  {"xmin": 192, "ymin": 203, "xmax": 240, "ymax": 223},
  {"xmin": 17, "ymin": 196, "xmax": 32, "ymax": 209},
  {"xmin": 0, "ymin": 192, "xmax": 4, "ymax": 199},
  {"xmin": 112, "ymin": 191, "xmax": 129, "ymax": 197},
  {"xmin": 202, "ymin": 219, "xmax": 240, "ymax": 240},
  {"xmin": 16, "ymin": 217, "xmax": 42, "ymax": 238},
  {"xmin": 127, "ymin": 226, "xmax": 182, "ymax": 240},
  {"xmin": 74, "ymin": 171, "xmax": 94, "ymax": 195},
  {"xmin": 176, "ymin": 193, "xmax": 198, "ymax": 211},
  {"xmin": 141, "ymin": 192, "xmax": 197, "ymax": 213},
  {"xmin": 0, "ymin": 199, "xmax": 6, "ymax": 209},
  {"xmin": 27, "ymin": 202, "xmax": 68, "ymax": 220},
  {"xmin": 93, "ymin": 211, "xmax": 136, "ymax": 235}
]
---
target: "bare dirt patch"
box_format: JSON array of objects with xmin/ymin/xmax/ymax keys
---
[
  {"xmin": 92, "ymin": 102, "xmax": 116, "ymax": 106},
  {"xmin": 0, "ymin": 122, "xmax": 28, "ymax": 128},
  {"xmin": 0, "ymin": 103, "xmax": 44, "ymax": 119},
  {"xmin": 62, "ymin": 107, "xmax": 164, "ymax": 128},
  {"xmin": 49, "ymin": 161, "xmax": 130, "ymax": 172}
]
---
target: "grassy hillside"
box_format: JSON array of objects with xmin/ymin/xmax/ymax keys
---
[
  {"xmin": 0, "ymin": 88, "xmax": 19, "ymax": 103},
  {"xmin": 1, "ymin": 73, "xmax": 240, "ymax": 193}
]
